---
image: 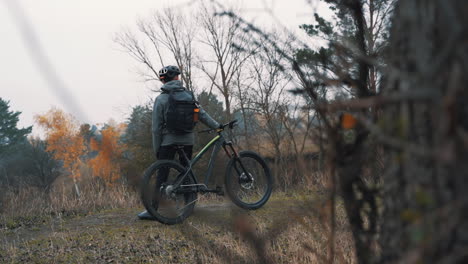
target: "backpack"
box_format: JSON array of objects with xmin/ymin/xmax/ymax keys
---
[{"xmin": 163, "ymin": 88, "xmax": 199, "ymax": 134}]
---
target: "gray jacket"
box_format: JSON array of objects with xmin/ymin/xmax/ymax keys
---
[{"xmin": 152, "ymin": 80, "xmax": 220, "ymax": 154}]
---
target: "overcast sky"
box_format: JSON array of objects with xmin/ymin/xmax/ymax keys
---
[{"xmin": 0, "ymin": 0, "xmax": 328, "ymax": 136}]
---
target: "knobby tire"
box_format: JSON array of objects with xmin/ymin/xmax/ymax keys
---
[
  {"xmin": 141, "ymin": 160, "xmax": 197, "ymax": 225},
  {"xmin": 225, "ymin": 151, "xmax": 273, "ymax": 210}
]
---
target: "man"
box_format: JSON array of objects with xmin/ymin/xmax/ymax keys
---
[{"xmin": 138, "ymin": 65, "xmax": 220, "ymax": 220}]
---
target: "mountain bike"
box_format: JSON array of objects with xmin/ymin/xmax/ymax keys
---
[{"xmin": 140, "ymin": 120, "xmax": 273, "ymax": 225}]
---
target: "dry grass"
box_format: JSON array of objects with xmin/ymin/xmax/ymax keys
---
[
  {"xmin": 0, "ymin": 180, "xmax": 139, "ymax": 224},
  {"xmin": 0, "ymin": 191, "xmax": 355, "ymax": 263},
  {"xmin": 0, "ymin": 179, "xmax": 356, "ymax": 263}
]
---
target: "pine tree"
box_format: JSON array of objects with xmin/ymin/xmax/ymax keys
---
[
  {"xmin": 0, "ymin": 98, "xmax": 32, "ymax": 155},
  {"xmin": 297, "ymin": 0, "xmax": 395, "ymax": 95}
]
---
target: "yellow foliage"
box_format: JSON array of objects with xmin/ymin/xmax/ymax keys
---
[
  {"xmin": 35, "ymin": 108, "xmax": 86, "ymax": 180},
  {"xmin": 35, "ymin": 109, "xmax": 127, "ymax": 185}
]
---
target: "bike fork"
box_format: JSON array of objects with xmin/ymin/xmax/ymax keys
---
[{"xmin": 223, "ymin": 142, "xmax": 253, "ymax": 181}]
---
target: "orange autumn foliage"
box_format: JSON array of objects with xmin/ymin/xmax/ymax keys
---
[
  {"xmin": 341, "ymin": 113, "xmax": 358, "ymax": 129},
  {"xmin": 89, "ymin": 124, "xmax": 125, "ymax": 184},
  {"xmin": 35, "ymin": 108, "xmax": 86, "ymax": 180}
]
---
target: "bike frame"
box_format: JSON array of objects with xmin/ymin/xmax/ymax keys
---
[{"xmin": 171, "ymin": 131, "xmax": 244, "ymax": 192}]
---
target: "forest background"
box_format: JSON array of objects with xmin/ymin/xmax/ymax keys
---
[{"xmin": 1, "ymin": 0, "xmax": 467, "ymax": 263}]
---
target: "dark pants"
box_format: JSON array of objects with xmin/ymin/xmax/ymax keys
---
[
  {"xmin": 158, "ymin": 145, "xmax": 193, "ymax": 166},
  {"xmin": 157, "ymin": 145, "xmax": 193, "ymax": 184}
]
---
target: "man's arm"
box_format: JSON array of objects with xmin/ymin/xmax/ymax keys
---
[
  {"xmin": 152, "ymin": 96, "xmax": 164, "ymax": 156},
  {"xmin": 198, "ymin": 105, "xmax": 220, "ymax": 129}
]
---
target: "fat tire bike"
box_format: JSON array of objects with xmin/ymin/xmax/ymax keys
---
[{"xmin": 140, "ymin": 120, "xmax": 273, "ymax": 225}]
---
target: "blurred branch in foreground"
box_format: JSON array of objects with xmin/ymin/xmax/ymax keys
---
[{"xmin": 3, "ymin": 0, "xmax": 89, "ymax": 123}]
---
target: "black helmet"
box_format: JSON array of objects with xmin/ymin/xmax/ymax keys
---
[{"xmin": 158, "ymin": 65, "xmax": 181, "ymax": 82}]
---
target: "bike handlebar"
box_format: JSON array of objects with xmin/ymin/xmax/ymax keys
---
[{"xmin": 198, "ymin": 120, "xmax": 238, "ymax": 134}]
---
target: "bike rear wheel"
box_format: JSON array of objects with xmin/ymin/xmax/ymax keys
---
[
  {"xmin": 141, "ymin": 160, "xmax": 197, "ymax": 225},
  {"xmin": 225, "ymin": 151, "xmax": 273, "ymax": 210}
]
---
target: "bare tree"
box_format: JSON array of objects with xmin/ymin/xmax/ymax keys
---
[
  {"xmin": 231, "ymin": 64, "xmax": 256, "ymax": 148},
  {"xmin": 278, "ymin": 99, "xmax": 316, "ymax": 182},
  {"xmin": 247, "ymin": 37, "xmax": 292, "ymax": 187},
  {"xmin": 114, "ymin": 29, "xmax": 160, "ymax": 84},
  {"xmin": 115, "ymin": 8, "xmax": 197, "ymax": 91},
  {"xmin": 197, "ymin": 3, "xmax": 253, "ymax": 121}
]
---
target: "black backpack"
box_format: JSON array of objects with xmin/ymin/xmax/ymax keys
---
[{"xmin": 163, "ymin": 88, "xmax": 199, "ymax": 134}]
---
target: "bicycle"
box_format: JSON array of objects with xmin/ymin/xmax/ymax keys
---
[{"xmin": 140, "ymin": 120, "xmax": 273, "ymax": 225}]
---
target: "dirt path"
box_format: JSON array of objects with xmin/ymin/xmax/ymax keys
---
[
  {"xmin": 0, "ymin": 195, "xmax": 355, "ymax": 263},
  {"xmin": 1, "ymin": 201, "xmax": 240, "ymax": 244}
]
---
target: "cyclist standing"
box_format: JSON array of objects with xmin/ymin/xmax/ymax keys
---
[{"xmin": 138, "ymin": 65, "xmax": 220, "ymax": 220}]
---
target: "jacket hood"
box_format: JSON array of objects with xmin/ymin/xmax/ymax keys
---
[{"xmin": 161, "ymin": 80, "xmax": 184, "ymax": 92}]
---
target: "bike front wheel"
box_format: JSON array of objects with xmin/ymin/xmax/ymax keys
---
[
  {"xmin": 141, "ymin": 160, "xmax": 197, "ymax": 225},
  {"xmin": 225, "ymin": 151, "xmax": 273, "ymax": 210}
]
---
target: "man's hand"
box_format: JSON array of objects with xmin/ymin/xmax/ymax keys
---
[{"xmin": 216, "ymin": 123, "xmax": 224, "ymax": 133}]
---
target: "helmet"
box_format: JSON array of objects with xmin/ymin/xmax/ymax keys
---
[{"xmin": 158, "ymin": 65, "xmax": 181, "ymax": 82}]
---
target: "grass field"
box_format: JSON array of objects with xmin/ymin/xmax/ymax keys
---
[{"xmin": 1, "ymin": 190, "xmax": 356, "ymax": 263}]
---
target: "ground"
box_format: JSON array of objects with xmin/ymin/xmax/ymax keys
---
[{"xmin": 0, "ymin": 193, "xmax": 355, "ymax": 263}]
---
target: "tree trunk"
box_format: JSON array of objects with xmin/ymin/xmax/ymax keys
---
[
  {"xmin": 73, "ymin": 177, "xmax": 81, "ymax": 198},
  {"xmin": 379, "ymin": 0, "xmax": 468, "ymax": 262}
]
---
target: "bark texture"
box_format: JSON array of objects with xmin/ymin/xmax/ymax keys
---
[{"xmin": 379, "ymin": 0, "xmax": 468, "ymax": 262}]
